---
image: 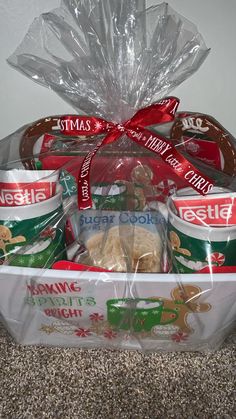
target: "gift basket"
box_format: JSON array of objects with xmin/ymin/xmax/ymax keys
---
[{"xmin": 0, "ymin": 0, "xmax": 235, "ymax": 351}]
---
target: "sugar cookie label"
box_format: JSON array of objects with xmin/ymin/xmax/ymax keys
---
[{"xmin": 78, "ymin": 210, "xmax": 166, "ymax": 235}]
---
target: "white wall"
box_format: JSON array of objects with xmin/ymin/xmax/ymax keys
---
[{"xmin": 0, "ymin": 0, "xmax": 236, "ymax": 138}]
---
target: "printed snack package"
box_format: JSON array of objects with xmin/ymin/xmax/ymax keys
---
[{"xmin": 0, "ymin": 0, "xmax": 235, "ymax": 351}]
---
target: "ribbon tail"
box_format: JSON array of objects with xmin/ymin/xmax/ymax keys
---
[
  {"xmin": 77, "ymin": 130, "xmax": 121, "ymax": 210},
  {"xmin": 126, "ymin": 128, "xmax": 214, "ymax": 195},
  {"xmin": 128, "ymin": 97, "xmax": 179, "ymax": 129}
]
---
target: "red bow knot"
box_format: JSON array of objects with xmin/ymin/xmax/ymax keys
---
[{"xmin": 59, "ymin": 97, "xmax": 214, "ymax": 209}]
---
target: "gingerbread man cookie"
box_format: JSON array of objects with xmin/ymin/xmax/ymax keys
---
[
  {"xmin": 151, "ymin": 285, "xmax": 211, "ymax": 334},
  {"xmin": 0, "ymin": 226, "xmax": 26, "ymax": 255},
  {"xmin": 169, "ymin": 230, "xmax": 191, "ymax": 256}
]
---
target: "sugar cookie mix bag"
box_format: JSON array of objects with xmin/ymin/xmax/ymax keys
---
[
  {"xmin": 0, "ymin": 0, "xmax": 235, "ymax": 351},
  {"xmin": 73, "ymin": 210, "xmax": 166, "ymax": 272}
]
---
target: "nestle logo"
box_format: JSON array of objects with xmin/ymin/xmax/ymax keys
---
[
  {"xmin": 0, "ymin": 188, "xmax": 48, "ymax": 206},
  {"xmin": 179, "ymin": 204, "xmax": 233, "ymax": 224}
]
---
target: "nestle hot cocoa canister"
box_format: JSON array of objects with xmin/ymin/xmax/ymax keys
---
[
  {"xmin": 171, "ymin": 187, "xmax": 236, "ymax": 227},
  {"xmin": 167, "ymin": 188, "xmax": 236, "ymax": 273}
]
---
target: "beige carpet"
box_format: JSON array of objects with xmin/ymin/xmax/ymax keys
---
[{"xmin": 0, "ymin": 324, "xmax": 235, "ymax": 419}]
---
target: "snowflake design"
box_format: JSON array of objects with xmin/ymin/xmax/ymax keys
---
[
  {"xmin": 28, "ymin": 256, "xmax": 36, "ymax": 265},
  {"xmin": 89, "ymin": 313, "xmax": 104, "ymax": 322},
  {"xmin": 152, "ymin": 310, "xmax": 161, "ymax": 315},
  {"xmin": 104, "ymin": 329, "xmax": 117, "ymax": 339},
  {"xmin": 40, "ymin": 227, "xmax": 56, "ymax": 240},
  {"xmin": 171, "ymin": 331, "xmax": 188, "ymax": 343},
  {"xmin": 75, "ymin": 328, "xmax": 92, "ymax": 338},
  {"xmin": 94, "ymin": 121, "xmax": 103, "ymax": 130},
  {"xmin": 140, "ymin": 311, "xmax": 148, "ymax": 316},
  {"xmin": 109, "ymin": 308, "xmax": 116, "ymax": 313}
]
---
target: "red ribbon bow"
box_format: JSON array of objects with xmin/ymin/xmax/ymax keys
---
[{"xmin": 59, "ymin": 97, "xmax": 213, "ymax": 209}]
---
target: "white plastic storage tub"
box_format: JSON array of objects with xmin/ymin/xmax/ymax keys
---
[{"xmin": 0, "ymin": 266, "xmax": 235, "ymax": 351}]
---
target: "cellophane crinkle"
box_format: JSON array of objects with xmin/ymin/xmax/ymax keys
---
[{"xmin": 0, "ymin": 0, "xmax": 235, "ymax": 351}]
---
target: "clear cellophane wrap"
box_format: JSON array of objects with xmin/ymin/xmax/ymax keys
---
[{"xmin": 0, "ymin": 0, "xmax": 235, "ymax": 351}]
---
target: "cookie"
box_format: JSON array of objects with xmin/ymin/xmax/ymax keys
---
[
  {"xmin": 178, "ymin": 248, "xmax": 191, "ymax": 256},
  {"xmin": 0, "ymin": 225, "xmax": 26, "ymax": 256},
  {"xmin": 151, "ymin": 285, "xmax": 211, "ymax": 334},
  {"xmin": 169, "ymin": 230, "xmax": 192, "ymax": 257},
  {"xmin": 169, "ymin": 231, "xmax": 180, "ymax": 249},
  {"xmin": 85, "ymin": 225, "xmax": 162, "ymax": 272},
  {"xmin": 131, "ymin": 165, "xmax": 154, "ymax": 185}
]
